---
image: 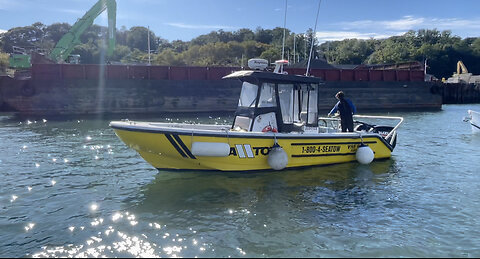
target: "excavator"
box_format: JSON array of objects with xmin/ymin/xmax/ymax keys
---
[
  {"xmin": 446, "ymin": 61, "xmax": 480, "ymax": 84},
  {"xmin": 8, "ymin": 0, "xmax": 116, "ymax": 69}
]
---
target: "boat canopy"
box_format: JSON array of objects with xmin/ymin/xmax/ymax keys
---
[{"xmin": 223, "ymin": 70, "xmax": 323, "ymax": 133}]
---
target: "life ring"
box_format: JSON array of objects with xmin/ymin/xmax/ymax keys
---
[{"xmin": 262, "ymin": 125, "xmax": 278, "ymax": 133}]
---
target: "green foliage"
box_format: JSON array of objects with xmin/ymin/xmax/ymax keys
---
[
  {"xmin": 154, "ymin": 49, "xmax": 185, "ymax": 66},
  {"xmin": 319, "ymin": 29, "xmax": 479, "ymax": 78},
  {"xmin": 126, "ymin": 26, "xmax": 158, "ymax": 51},
  {"xmin": 0, "ymin": 52, "xmax": 9, "ymax": 72},
  {"xmin": 121, "ymin": 48, "xmax": 149, "ymax": 64},
  {"xmin": 0, "ymin": 22, "xmax": 46, "ymax": 52},
  {"xmin": 110, "ymin": 44, "xmax": 131, "ymax": 62},
  {"xmin": 472, "ymin": 38, "xmax": 480, "ymax": 56},
  {"xmin": 322, "ymin": 39, "xmax": 376, "ymax": 64},
  {"xmin": 1, "ymin": 22, "xmax": 478, "ymax": 79},
  {"xmin": 44, "ymin": 23, "xmax": 72, "ymax": 44},
  {"xmin": 260, "ymin": 47, "xmax": 281, "ymax": 63}
]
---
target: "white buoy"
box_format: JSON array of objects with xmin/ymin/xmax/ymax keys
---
[
  {"xmin": 356, "ymin": 143, "xmax": 374, "ymax": 165},
  {"xmin": 268, "ymin": 143, "xmax": 288, "ymax": 170}
]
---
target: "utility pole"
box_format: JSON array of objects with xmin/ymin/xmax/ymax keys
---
[
  {"xmin": 147, "ymin": 26, "xmax": 151, "ymax": 65},
  {"xmin": 304, "ymin": 33, "xmax": 307, "ymax": 61}
]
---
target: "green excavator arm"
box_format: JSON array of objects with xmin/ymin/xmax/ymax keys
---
[{"xmin": 49, "ymin": 0, "xmax": 117, "ymax": 63}]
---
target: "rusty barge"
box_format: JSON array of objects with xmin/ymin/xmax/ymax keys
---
[{"xmin": 0, "ymin": 63, "xmax": 442, "ymax": 116}]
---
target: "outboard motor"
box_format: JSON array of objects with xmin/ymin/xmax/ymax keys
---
[
  {"xmin": 354, "ymin": 122, "xmax": 397, "ymax": 149},
  {"xmin": 371, "ymin": 126, "xmax": 397, "ymax": 149}
]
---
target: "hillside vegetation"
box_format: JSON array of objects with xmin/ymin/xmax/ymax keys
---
[{"xmin": 1, "ymin": 22, "xmax": 479, "ymax": 79}]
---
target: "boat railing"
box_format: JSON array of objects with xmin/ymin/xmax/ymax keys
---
[
  {"xmin": 317, "ymin": 116, "xmax": 341, "ymax": 131},
  {"xmin": 317, "ymin": 115, "xmax": 404, "ymax": 141},
  {"xmin": 353, "ymin": 115, "xmax": 404, "ymax": 141}
]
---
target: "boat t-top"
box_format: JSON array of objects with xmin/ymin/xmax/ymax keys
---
[{"xmin": 110, "ymin": 59, "xmax": 403, "ymax": 171}]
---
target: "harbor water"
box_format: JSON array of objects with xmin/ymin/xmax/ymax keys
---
[{"xmin": 1, "ymin": 104, "xmax": 480, "ymax": 257}]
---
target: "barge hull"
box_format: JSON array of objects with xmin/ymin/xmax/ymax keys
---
[{"xmin": 0, "ymin": 64, "xmax": 442, "ymax": 115}]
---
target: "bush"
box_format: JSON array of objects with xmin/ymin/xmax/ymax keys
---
[{"xmin": 0, "ymin": 52, "xmax": 10, "ymax": 72}]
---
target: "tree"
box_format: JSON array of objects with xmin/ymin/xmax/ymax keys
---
[
  {"xmin": 234, "ymin": 29, "xmax": 255, "ymax": 42},
  {"xmin": 170, "ymin": 40, "xmax": 189, "ymax": 53},
  {"xmin": 116, "ymin": 26, "xmax": 128, "ymax": 46},
  {"xmin": 126, "ymin": 26, "xmax": 158, "ymax": 52},
  {"xmin": 0, "ymin": 52, "xmax": 9, "ymax": 72},
  {"xmin": 121, "ymin": 48, "xmax": 149, "ymax": 64},
  {"xmin": 260, "ymin": 47, "xmax": 281, "ymax": 63},
  {"xmin": 255, "ymin": 27, "xmax": 273, "ymax": 44},
  {"xmin": 44, "ymin": 23, "xmax": 72, "ymax": 44},
  {"xmin": 154, "ymin": 49, "xmax": 185, "ymax": 66},
  {"xmin": 0, "ymin": 23, "xmax": 46, "ymax": 52},
  {"xmin": 321, "ymin": 39, "xmax": 376, "ymax": 65},
  {"xmin": 110, "ymin": 44, "xmax": 131, "ymax": 62},
  {"xmin": 472, "ymin": 38, "xmax": 480, "ymax": 56}
]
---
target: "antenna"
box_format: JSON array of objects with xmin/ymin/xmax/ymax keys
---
[
  {"xmin": 293, "ymin": 33, "xmax": 296, "ymax": 64},
  {"xmin": 306, "ymin": 0, "xmax": 322, "ymax": 76},
  {"xmin": 281, "ymin": 0, "xmax": 288, "ymax": 61}
]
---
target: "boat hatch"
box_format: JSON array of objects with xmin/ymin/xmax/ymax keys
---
[{"xmin": 225, "ymin": 71, "xmax": 322, "ymax": 133}]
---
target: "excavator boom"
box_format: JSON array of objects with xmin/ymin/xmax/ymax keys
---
[
  {"xmin": 457, "ymin": 61, "xmax": 468, "ymax": 74},
  {"xmin": 49, "ymin": 0, "xmax": 116, "ymax": 63}
]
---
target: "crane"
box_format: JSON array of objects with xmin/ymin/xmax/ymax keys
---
[
  {"xmin": 50, "ymin": 0, "xmax": 117, "ymax": 63},
  {"xmin": 9, "ymin": 0, "xmax": 116, "ymax": 68}
]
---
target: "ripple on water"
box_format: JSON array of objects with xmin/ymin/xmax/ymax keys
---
[{"xmin": 2, "ymin": 106, "xmax": 480, "ymax": 257}]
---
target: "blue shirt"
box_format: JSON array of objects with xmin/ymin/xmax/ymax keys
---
[{"xmin": 328, "ymin": 99, "xmax": 356, "ymax": 116}]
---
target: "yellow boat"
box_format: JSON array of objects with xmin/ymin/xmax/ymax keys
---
[{"xmin": 110, "ymin": 60, "xmax": 403, "ymax": 172}]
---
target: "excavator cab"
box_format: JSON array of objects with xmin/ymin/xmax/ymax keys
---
[
  {"xmin": 8, "ymin": 46, "xmax": 31, "ymax": 69},
  {"xmin": 67, "ymin": 55, "xmax": 81, "ymax": 64}
]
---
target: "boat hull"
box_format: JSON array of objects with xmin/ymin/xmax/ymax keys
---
[
  {"xmin": 469, "ymin": 110, "xmax": 480, "ymax": 134},
  {"xmin": 111, "ymin": 122, "xmax": 393, "ymax": 171}
]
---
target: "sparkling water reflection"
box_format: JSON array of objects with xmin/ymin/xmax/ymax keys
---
[{"xmin": 1, "ymin": 105, "xmax": 480, "ymax": 257}]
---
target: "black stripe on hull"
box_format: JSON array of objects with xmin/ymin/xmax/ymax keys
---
[
  {"xmin": 291, "ymin": 141, "xmax": 377, "ymax": 146},
  {"xmin": 293, "ymin": 152, "xmax": 357, "ymax": 158},
  {"xmin": 173, "ymin": 134, "xmax": 196, "ymax": 159},
  {"xmin": 165, "ymin": 134, "xmax": 187, "ymax": 158},
  {"xmin": 472, "ymin": 122, "xmax": 480, "ymax": 130}
]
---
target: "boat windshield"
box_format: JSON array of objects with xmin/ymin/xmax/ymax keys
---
[
  {"xmin": 233, "ymin": 78, "xmax": 319, "ymax": 132},
  {"xmin": 238, "ymin": 82, "xmax": 258, "ymax": 107},
  {"xmin": 278, "ymin": 83, "xmax": 319, "ymax": 128},
  {"xmin": 258, "ymin": 83, "xmax": 276, "ymax": 107},
  {"xmin": 278, "ymin": 84, "xmax": 294, "ymax": 123}
]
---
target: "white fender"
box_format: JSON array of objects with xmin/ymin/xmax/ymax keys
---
[
  {"xmin": 191, "ymin": 142, "xmax": 230, "ymax": 157},
  {"xmin": 356, "ymin": 143, "xmax": 374, "ymax": 165},
  {"xmin": 268, "ymin": 143, "xmax": 288, "ymax": 170}
]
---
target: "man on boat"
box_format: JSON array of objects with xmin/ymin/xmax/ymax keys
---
[{"xmin": 328, "ymin": 91, "xmax": 356, "ymax": 132}]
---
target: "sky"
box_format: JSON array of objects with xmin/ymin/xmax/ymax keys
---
[{"xmin": 0, "ymin": 0, "xmax": 479, "ymax": 43}]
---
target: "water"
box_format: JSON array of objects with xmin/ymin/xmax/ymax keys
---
[{"xmin": 1, "ymin": 104, "xmax": 480, "ymax": 257}]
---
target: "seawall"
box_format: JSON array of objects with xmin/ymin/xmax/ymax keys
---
[{"xmin": 440, "ymin": 83, "xmax": 480, "ymax": 104}]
